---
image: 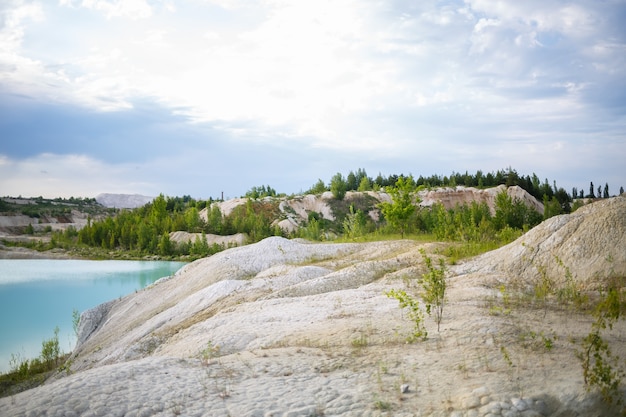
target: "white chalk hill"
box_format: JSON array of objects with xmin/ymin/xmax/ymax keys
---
[{"xmin": 2, "ymin": 196, "xmax": 625, "ymax": 416}]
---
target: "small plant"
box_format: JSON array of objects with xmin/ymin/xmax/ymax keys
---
[
  {"xmin": 576, "ymin": 284, "xmax": 625, "ymax": 412},
  {"xmin": 500, "ymin": 346, "xmax": 513, "ymax": 369},
  {"xmin": 351, "ymin": 333, "xmax": 368, "ymax": 349},
  {"xmin": 554, "ymin": 256, "xmax": 589, "ymax": 309},
  {"xmin": 41, "ymin": 326, "xmax": 61, "ymax": 366},
  {"xmin": 200, "ymin": 341, "xmax": 221, "ymax": 366},
  {"xmin": 534, "ymin": 264, "xmax": 554, "ymax": 317},
  {"xmin": 59, "ymin": 358, "xmax": 73, "ymax": 376},
  {"xmin": 385, "ymin": 289, "xmax": 427, "ymax": 342},
  {"xmin": 419, "ymin": 249, "xmax": 447, "ymax": 331},
  {"xmin": 519, "ymin": 329, "xmax": 556, "ymax": 352},
  {"xmin": 487, "ymin": 284, "xmax": 513, "ymax": 316},
  {"xmin": 72, "ymin": 309, "xmax": 81, "ymax": 337},
  {"xmin": 373, "ymin": 399, "xmax": 392, "ymax": 411}
]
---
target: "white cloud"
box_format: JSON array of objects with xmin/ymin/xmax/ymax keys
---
[
  {"xmin": 0, "ymin": 0, "xmax": 624, "ymax": 198},
  {"xmin": 0, "ymin": 153, "xmax": 163, "ymax": 198},
  {"xmin": 60, "ymin": 0, "xmax": 152, "ymax": 20}
]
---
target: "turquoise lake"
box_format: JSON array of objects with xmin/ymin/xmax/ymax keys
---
[{"xmin": 0, "ymin": 259, "xmax": 185, "ymax": 373}]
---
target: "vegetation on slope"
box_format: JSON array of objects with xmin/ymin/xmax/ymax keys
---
[{"xmin": 1, "ymin": 167, "xmax": 621, "ymax": 261}]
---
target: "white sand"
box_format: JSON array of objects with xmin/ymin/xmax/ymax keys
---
[{"xmin": 2, "ymin": 197, "xmax": 626, "ymax": 417}]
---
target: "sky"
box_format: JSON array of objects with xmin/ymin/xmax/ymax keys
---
[{"xmin": 0, "ymin": 0, "xmax": 625, "ymax": 200}]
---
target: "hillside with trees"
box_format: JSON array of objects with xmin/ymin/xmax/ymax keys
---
[{"xmin": 1, "ymin": 168, "xmax": 622, "ymax": 261}]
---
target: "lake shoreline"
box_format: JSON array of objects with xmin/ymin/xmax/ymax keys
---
[
  {"xmin": 0, "ymin": 244, "xmax": 76, "ymax": 260},
  {"xmin": 0, "ymin": 258, "xmax": 187, "ymax": 378}
]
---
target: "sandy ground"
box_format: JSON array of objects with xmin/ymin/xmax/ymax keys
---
[{"xmin": 1, "ymin": 197, "xmax": 625, "ymax": 417}]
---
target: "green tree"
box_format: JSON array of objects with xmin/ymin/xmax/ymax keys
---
[
  {"xmin": 206, "ymin": 205, "xmax": 223, "ymax": 234},
  {"xmin": 346, "ymin": 171, "xmax": 358, "ymax": 191},
  {"xmin": 191, "ymin": 232, "xmax": 209, "ymax": 256},
  {"xmin": 157, "ymin": 232, "xmax": 173, "ymax": 256},
  {"xmin": 420, "ymin": 249, "xmax": 447, "ymax": 332},
  {"xmin": 543, "ymin": 195, "xmax": 562, "ymax": 220},
  {"xmin": 330, "ymin": 172, "xmax": 347, "ymax": 200},
  {"xmin": 300, "ymin": 217, "xmax": 322, "ymax": 241},
  {"xmin": 343, "ymin": 205, "xmax": 367, "ymax": 239},
  {"xmin": 380, "ymin": 176, "xmax": 417, "ymax": 238},
  {"xmin": 185, "ymin": 207, "xmax": 202, "ymax": 232},
  {"xmin": 357, "ymin": 176, "xmax": 372, "ymax": 192},
  {"xmin": 308, "ymin": 179, "xmax": 327, "ymax": 195},
  {"xmin": 151, "ymin": 194, "xmax": 168, "ymax": 228},
  {"xmin": 494, "ymin": 190, "xmax": 539, "ymax": 230}
]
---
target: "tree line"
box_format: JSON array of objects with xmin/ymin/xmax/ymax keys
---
[
  {"xmin": 308, "ymin": 167, "xmax": 622, "ymax": 210},
  {"xmin": 42, "ymin": 168, "xmax": 621, "ymax": 260}
]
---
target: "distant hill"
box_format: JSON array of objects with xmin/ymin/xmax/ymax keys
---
[
  {"xmin": 95, "ymin": 193, "xmax": 154, "ymax": 209},
  {"xmin": 202, "ymin": 185, "xmax": 544, "ymax": 234}
]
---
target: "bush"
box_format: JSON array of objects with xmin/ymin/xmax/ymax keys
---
[
  {"xmin": 419, "ymin": 249, "xmax": 447, "ymax": 332},
  {"xmin": 40, "ymin": 327, "xmax": 60, "ymax": 366},
  {"xmin": 385, "ymin": 289, "xmax": 427, "ymax": 342},
  {"xmin": 330, "ymin": 173, "xmax": 347, "ymax": 201},
  {"xmin": 576, "ymin": 283, "xmax": 626, "ymax": 412}
]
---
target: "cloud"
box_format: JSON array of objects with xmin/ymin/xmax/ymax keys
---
[
  {"xmin": 0, "ymin": 153, "xmax": 142, "ymax": 198},
  {"xmin": 59, "ymin": 0, "xmax": 153, "ymax": 20},
  {"xmin": 0, "ymin": 0, "xmax": 624, "ymax": 198}
]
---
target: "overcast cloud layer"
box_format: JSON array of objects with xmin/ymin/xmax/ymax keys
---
[{"xmin": 1, "ymin": 0, "xmax": 624, "ymax": 199}]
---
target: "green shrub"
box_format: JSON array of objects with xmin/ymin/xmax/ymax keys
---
[
  {"xmin": 41, "ymin": 326, "xmax": 60, "ymax": 366},
  {"xmin": 385, "ymin": 289, "xmax": 427, "ymax": 342},
  {"xmin": 419, "ymin": 249, "xmax": 447, "ymax": 332},
  {"xmin": 576, "ymin": 283, "xmax": 626, "ymax": 412}
]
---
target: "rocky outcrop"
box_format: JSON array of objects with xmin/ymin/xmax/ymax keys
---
[
  {"xmin": 168, "ymin": 231, "xmax": 247, "ymax": 247},
  {"xmin": 418, "ymin": 184, "xmax": 544, "ymax": 215},
  {"xmin": 458, "ymin": 195, "xmax": 626, "ymax": 289},
  {"xmin": 95, "ymin": 193, "xmax": 154, "ymax": 209},
  {"xmin": 75, "ymin": 299, "xmax": 118, "ymax": 347},
  {"xmin": 201, "ymin": 186, "xmax": 543, "ymax": 234},
  {"xmin": 0, "ymin": 210, "xmax": 94, "ymax": 237}
]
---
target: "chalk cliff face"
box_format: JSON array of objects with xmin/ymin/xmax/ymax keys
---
[
  {"xmin": 2, "ymin": 196, "xmax": 624, "ymax": 417},
  {"xmin": 201, "ymin": 185, "xmax": 544, "ymax": 234},
  {"xmin": 459, "ymin": 195, "xmax": 626, "ymax": 289},
  {"xmin": 95, "ymin": 193, "xmax": 154, "ymax": 209},
  {"xmin": 418, "ymin": 184, "xmax": 544, "ymax": 215}
]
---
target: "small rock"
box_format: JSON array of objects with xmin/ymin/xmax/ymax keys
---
[
  {"xmin": 461, "ymin": 395, "xmax": 481, "ymax": 409},
  {"xmin": 511, "ymin": 397, "xmax": 529, "ymax": 412},
  {"xmin": 400, "ymin": 384, "xmax": 410, "ymax": 394},
  {"xmin": 472, "ymin": 386, "xmax": 489, "ymax": 397}
]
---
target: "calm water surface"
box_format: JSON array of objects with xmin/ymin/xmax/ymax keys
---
[{"xmin": 0, "ymin": 259, "xmax": 185, "ymax": 373}]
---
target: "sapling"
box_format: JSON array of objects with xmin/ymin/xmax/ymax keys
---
[
  {"xmin": 576, "ymin": 284, "xmax": 625, "ymax": 412},
  {"xmin": 419, "ymin": 249, "xmax": 447, "ymax": 332},
  {"xmin": 72, "ymin": 309, "xmax": 81, "ymax": 337},
  {"xmin": 385, "ymin": 289, "xmax": 427, "ymax": 342},
  {"xmin": 40, "ymin": 326, "xmax": 61, "ymax": 367}
]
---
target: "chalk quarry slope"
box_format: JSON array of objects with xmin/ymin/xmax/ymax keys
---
[
  {"xmin": 2, "ymin": 197, "xmax": 625, "ymax": 417},
  {"xmin": 201, "ymin": 185, "xmax": 543, "ymax": 234}
]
